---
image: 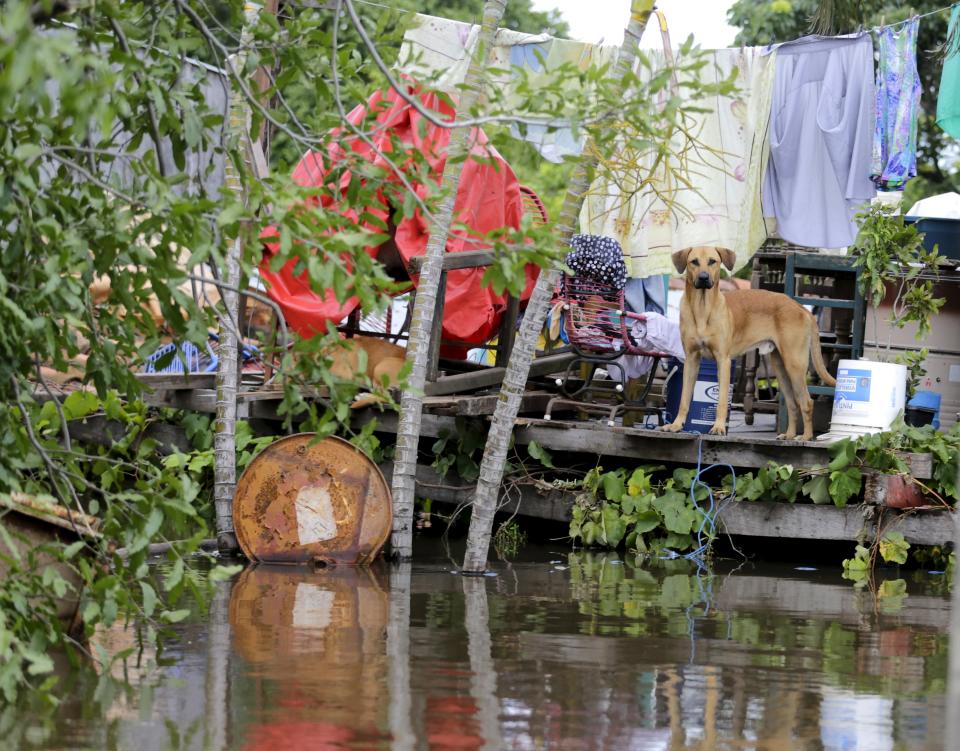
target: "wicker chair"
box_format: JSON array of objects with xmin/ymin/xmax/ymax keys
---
[{"xmin": 544, "ymin": 274, "xmax": 671, "ymax": 427}]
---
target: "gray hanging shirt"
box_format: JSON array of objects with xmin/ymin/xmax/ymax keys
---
[{"xmin": 762, "ymin": 34, "xmax": 876, "ymax": 248}]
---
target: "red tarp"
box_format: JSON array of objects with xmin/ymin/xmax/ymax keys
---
[{"xmin": 259, "ymin": 84, "xmax": 539, "ymax": 348}]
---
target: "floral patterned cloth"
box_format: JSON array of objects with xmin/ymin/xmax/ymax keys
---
[
  {"xmin": 580, "ymin": 47, "xmax": 776, "ymax": 277},
  {"xmin": 872, "ymin": 18, "xmax": 921, "ymax": 191}
]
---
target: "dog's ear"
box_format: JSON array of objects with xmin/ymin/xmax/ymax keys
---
[
  {"xmin": 718, "ymin": 247, "xmax": 737, "ymax": 270},
  {"xmin": 671, "ymin": 249, "xmax": 689, "ymax": 274}
]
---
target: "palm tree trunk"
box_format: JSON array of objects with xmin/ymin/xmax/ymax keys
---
[
  {"xmin": 390, "ymin": 0, "xmax": 509, "ymax": 559},
  {"xmin": 462, "ymin": 0, "xmax": 656, "ymax": 573}
]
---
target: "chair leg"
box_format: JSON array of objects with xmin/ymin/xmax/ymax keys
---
[{"xmin": 743, "ymin": 349, "xmax": 758, "ymax": 426}]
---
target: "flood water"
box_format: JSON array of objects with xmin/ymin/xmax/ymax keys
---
[{"xmin": 9, "ymin": 543, "xmax": 952, "ymax": 750}]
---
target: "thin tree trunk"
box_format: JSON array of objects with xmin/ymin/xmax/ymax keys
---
[
  {"xmin": 463, "ymin": 0, "xmax": 656, "ymax": 573},
  {"xmin": 213, "ymin": 2, "xmax": 276, "ymax": 553},
  {"xmin": 390, "ymin": 0, "xmax": 509, "ymax": 559},
  {"xmin": 214, "ymin": 235, "xmax": 242, "ymax": 553}
]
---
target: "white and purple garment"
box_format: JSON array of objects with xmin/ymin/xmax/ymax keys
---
[
  {"xmin": 565, "ymin": 234, "xmax": 628, "ymax": 291},
  {"xmin": 762, "ymin": 34, "xmax": 876, "ymax": 248}
]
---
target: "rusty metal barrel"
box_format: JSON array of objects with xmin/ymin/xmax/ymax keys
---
[{"xmin": 232, "ymin": 433, "xmax": 391, "ymax": 564}]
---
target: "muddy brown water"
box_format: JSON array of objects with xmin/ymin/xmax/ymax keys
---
[{"xmin": 10, "ymin": 542, "xmax": 952, "ymax": 750}]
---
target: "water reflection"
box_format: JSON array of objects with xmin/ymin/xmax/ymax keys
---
[{"xmin": 11, "ymin": 548, "xmax": 951, "ymax": 750}]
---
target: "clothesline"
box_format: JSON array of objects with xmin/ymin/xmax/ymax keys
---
[
  {"xmin": 869, "ymin": 2, "xmax": 957, "ymax": 31},
  {"xmin": 346, "ymin": 0, "xmax": 958, "ymax": 43}
]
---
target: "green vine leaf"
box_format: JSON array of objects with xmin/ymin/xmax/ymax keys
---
[{"xmin": 879, "ymin": 531, "xmax": 910, "ymax": 565}]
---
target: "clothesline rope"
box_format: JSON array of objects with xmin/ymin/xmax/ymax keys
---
[
  {"xmin": 346, "ymin": 0, "xmax": 957, "ymax": 41},
  {"xmin": 869, "ymin": 2, "xmax": 957, "ymax": 31}
]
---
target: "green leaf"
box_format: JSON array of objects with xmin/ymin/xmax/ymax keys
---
[
  {"xmin": 600, "ymin": 504, "xmax": 626, "ymax": 548},
  {"xmin": 526, "ymin": 440, "xmax": 554, "ymax": 468},
  {"xmin": 829, "ymin": 467, "xmax": 862, "ymax": 508},
  {"xmin": 160, "ymin": 609, "xmax": 191, "ymax": 624},
  {"xmin": 209, "ymin": 564, "xmax": 243, "ymax": 582},
  {"xmin": 62, "ymin": 540, "xmax": 86, "ymax": 559},
  {"xmin": 631, "ymin": 509, "xmax": 661, "ymax": 535},
  {"xmin": 63, "ymin": 390, "xmax": 99, "ymax": 419},
  {"xmin": 802, "ymin": 475, "xmax": 831, "ymax": 504},
  {"xmin": 652, "ymin": 490, "xmax": 696, "ymax": 535},
  {"xmin": 879, "ymin": 531, "xmax": 910, "ymax": 565},
  {"xmin": 140, "ymin": 582, "xmax": 158, "ymax": 618},
  {"xmin": 23, "ymin": 650, "xmax": 54, "ymax": 676},
  {"xmin": 601, "ymin": 471, "xmax": 626, "ymax": 503},
  {"xmin": 828, "ymin": 439, "xmax": 857, "ymax": 472},
  {"xmin": 163, "ymin": 558, "xmax": 184, "ymax": 592}
]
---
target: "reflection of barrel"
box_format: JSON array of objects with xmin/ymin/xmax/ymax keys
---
[
  {"xmin": 233, "ymin": 434, "xmax": 391, "ymax": 564},
  {"xmin": 229, "ymin": 564, "xmax": 390, "ymax": 746}
]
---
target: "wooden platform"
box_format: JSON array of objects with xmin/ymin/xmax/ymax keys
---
[
  {"xmin": 383, "ymin": 462, "xmax": 955, "ymax": 547},
  {"xmin": 117, "ymin": 373, "xmax": 955, "ymax": 548}
]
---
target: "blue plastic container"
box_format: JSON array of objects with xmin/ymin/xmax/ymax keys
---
[
  {"xmin": 903, "ymin": 216, "xmax": 960, "ymax": 260},
  {"xmin": 906, "ymin": 390, "xmax": 941, "ymax": 429},
  {"xmin": 665, "ymin": 358, "xmax": 737, "ymax": 433}
]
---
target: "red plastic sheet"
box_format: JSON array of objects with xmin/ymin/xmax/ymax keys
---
[{"xmin": 259, "ymin": 84, "xmax": 539, "ymax": 349}]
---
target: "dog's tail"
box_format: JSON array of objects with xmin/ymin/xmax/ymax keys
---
[{"xmin": 808, "ymin": 314, "xmax": 837, "ymax": 387}]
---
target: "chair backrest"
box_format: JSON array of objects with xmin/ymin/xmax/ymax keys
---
[
  {"xmin": 519, "ymin": 185, "xmax": 549, "ymax": 226},
  {"xmin": 560, "ymin": 276, "xmax": 628, "ymax": 354}
]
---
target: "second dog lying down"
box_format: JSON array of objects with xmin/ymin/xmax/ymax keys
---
[
  {"xmin": 327, "ymin": 336, "xmax": 407, "ymax": 409},
  {"xmin": 662, "ymin": 246, "xmax": 836, "ymax": 440}
]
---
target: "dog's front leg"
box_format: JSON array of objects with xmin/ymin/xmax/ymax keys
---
[
  {"xmin": 661, "ymin": 351, "xmax": 701, "ymax": 432},
  {"xmin": 710, "ymin": 356, "xmax": 732, "ymax": 436}
]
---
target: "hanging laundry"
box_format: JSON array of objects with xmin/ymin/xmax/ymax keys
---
[
  {"xmin": 397, "ymin": 14, "xmax": 616, "ymax": 162},
  {"xmin": 762, "ymin": 34, "xmax": 876, "ymax": 248},
  {"xmin": 398, "ymin": 14, "xmax": 551, "ymax": 92},
  {"xmin": 581, "ymin": 46, "xmax": 776, "ymax": 277},
  {"xmin": 623, "ymin": 276, "xmax": 668, "ymax": 316},
  {"xmin": 872, "ymin": 18, "xmax": 921, "ymax": 190},
  {"xmin": 937, "ymin": 5, "xmax": 960, "ymax": 138},
  {"xmin": 619, "ymin": 312, "xmax": 685, "ymax": 379},
  {"xmin": 505, "ymin": 39, "xmax": 617, "ymax": 162}
]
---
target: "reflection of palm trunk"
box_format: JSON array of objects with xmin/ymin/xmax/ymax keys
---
[
  {"xmin": 388, "ymin": 562, "xmax": 415, "ymax": 751},
  {"xmin": 946, "ymin": 515, "xmax": 960, "ymax": 751},
  {"xmin": 205, "ymin": 579, "xmax": 233, "ymax": 751},
  {"xmin": 663, "ymin": 666, "xmax": 686, "ymax": 750},
  {"xmin": 463, "ymin": 577, "xmax": 503, "ymax": 751},
  {"xmin": 463, "ymin": 0, "xmax": 657, "ymax": 573}
]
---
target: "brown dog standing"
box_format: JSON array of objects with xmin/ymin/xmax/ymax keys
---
[{"xmin": 661, "ymin": 246, "xmax": 836, "ymax": 440}]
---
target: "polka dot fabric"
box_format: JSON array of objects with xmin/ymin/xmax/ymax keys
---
[{"xmin": 564, "ymin": 234, "xmax": 628, "ymax": 291}]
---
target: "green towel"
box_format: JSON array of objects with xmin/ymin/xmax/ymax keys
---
[{"xmin": 937, "ymin": 6, "xmax": 960, "ymax": 138}]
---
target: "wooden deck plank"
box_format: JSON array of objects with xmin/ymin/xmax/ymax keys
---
[
  {"xmin": 422, "ymin": 392, "xmax": 553, "ymax": 417},
  {"xmin": 395, "ymin": 460, "xmax": 953, "ymax": 547},
  {"xmin": 424, "ymin": 353, "xmax": 576, "ymax": 396},
  {"xmin": 136, "ymin": 373, "xmax": 217, "ymax": 391},
  {"xmin": 718, "ymin": 502, "xmax": 954, "ymax": 546}
]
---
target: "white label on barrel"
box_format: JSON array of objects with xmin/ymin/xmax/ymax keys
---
[
  {"xmin": 294, "ymin": 485, "xmax": 337, "ymax": 545},
  {"xmin": 950, "ymin": 365, "xmax": 960, "ymax": 383}
]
